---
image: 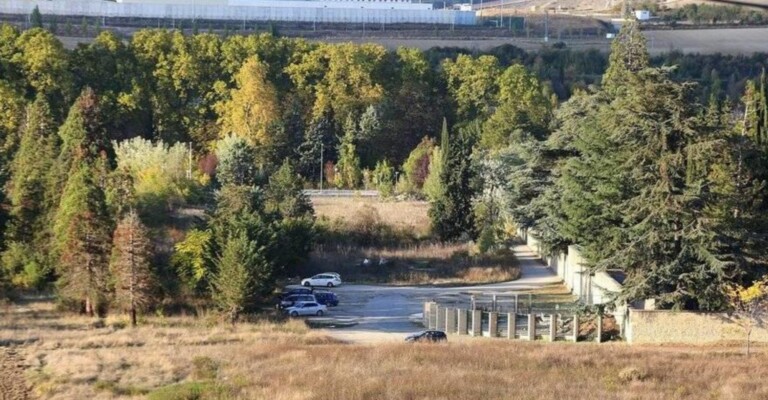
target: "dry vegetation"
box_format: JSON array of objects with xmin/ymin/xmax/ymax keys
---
[
  {"xmin": 2, "ymin": 299, "xmax": 768, "ymax": 399},
  {"xmin": 307, "ymin": 242, "xmax": 521, "ymax": 285},
  {"xmin": 307, "ymin": 197, "xmax": 520, "ymax": 285},
  {"xmin": 311, "ymin": 196, "xmax": 431, "ymax": 238}
]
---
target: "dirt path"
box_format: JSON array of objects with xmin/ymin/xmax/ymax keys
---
[{"xmin": 0, "ymin": 348, "xmax": 34, "ymax": 400}]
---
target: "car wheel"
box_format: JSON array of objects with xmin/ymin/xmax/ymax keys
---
[
  {"xmin": 290, "ymin": 311, "xmax": 298, "ymax": 317},
  {"xmin": 316, "ymin": 310, "xmax": 324, "ymax": 316},
  {"xmin": 327, "ymin": 282, "xmax": 334, "ymax": 288},
  {"xmin": 303, "ymin": 281, "xmax": 311, "ymax": 287}
]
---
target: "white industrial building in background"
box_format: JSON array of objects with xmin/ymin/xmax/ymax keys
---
[{"xmin": 1, "ymin": 0, "xmax": 476, "ymax": 25}]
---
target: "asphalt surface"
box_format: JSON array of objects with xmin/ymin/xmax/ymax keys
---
[{"xmin": 319, "ymin": 242, "xmax": 562, "ymax": 343}]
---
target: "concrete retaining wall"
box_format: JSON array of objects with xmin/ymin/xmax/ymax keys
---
[
  {"xmin": 518, "ymin": 228, "xmax": 622, "ymax": 307},
  {"xmin": 2, "ymin": 0, "xmax": 476, "ymax": 25},
  {"xmin": 626, "ymin": 309, "xmax": 768, "ymax": 344}
]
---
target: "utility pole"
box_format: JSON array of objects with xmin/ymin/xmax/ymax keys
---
[
  {"xmin": 319, "ymin": 143, "xmax": 324, "ymax": 191},
  {"xmin": 544, "ymin": 10, "xmax": 548, "ymax": 42},
  {"xmin": 187, "ymin": 142, "xmax": 192, "ymax": 179}
]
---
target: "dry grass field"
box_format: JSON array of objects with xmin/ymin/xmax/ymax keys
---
[
  {"xmin": 2, "ymin": 299, "xmax": 768, "ymax": 399},
  {"xmin": 311, "ymin": 197, "xmax": 431, "ymax": 238},
  {"xmin": 307, "ymin": 197, "xmax": 520, "ymax": 284}
]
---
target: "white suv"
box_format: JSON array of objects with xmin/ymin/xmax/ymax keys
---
[
  {"xmin": 302, "ymin": 274, "xmax": 342, "ymax": 288},
  {"xmin": 284, "ymin": 302, "xmax": 327, "ymax": 317}
]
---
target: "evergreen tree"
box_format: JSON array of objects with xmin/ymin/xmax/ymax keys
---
[
  {"xmin": 602, "ymin": 19, "xmax": 649, "ymax": 95},
  {"xmin": 211, "ymin": 232, "xmax": 258, "ymax": 323},
  {"xmin": 429, "ymin": 119, "xmax": 478, "ymax": 241},
  {"xmin": 30, "ymin": 6, "xmax": 43, "ymax": 29},
  {"xmin": 215, "ymin": 135, "xmax": 260, "ymax": 186},
  {"xmin": 2, "ymin": 96, "xmax": 59, "ymax": 290},
  {"xmin": 54, "ymin": 163, "xmax": 113, "ymax": 316},
  {"xmin": 297, "ymin": 108, "xmax": 337, "ymax": 184},
  {"xmin": 110, "ymin": 210, "xmax": 155, "ymax": 326},
  {"xmin": 6, "ymin": 96, "xmax": 58, "ymax": 245},
  {"xmin": 265, "ymin": 161, "xmax": 313, "ymax": 219}
]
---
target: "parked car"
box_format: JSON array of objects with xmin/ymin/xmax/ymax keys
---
[
  {"xmin": 313, "ymin": 291, "xmax": 339, "ymax": 307},
  {"xmin": 322, "ymin": 272, "xmax": 342, "ymax": 279},
  {"xmin": 405, "ymin": 330, "xmax": 447, "ymax": 343},
  {"xmin": 279, "ymin": 286, "xmax": 313, "ymax": 299},
  {"xmin": 301, "ymin": 274, "xmax": 342, "ymax": 288},
  {"xmin": 284, "ymin": 302, "xmax": 327, "ymax": 317},
  {"xmin": 278, "ymin": 294, "xmax": 317, "ymax": 309}
]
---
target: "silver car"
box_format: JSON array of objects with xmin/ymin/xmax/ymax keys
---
[{"xmin": 284, "ymin": 302, "xmax": 327, "ymax": 317}]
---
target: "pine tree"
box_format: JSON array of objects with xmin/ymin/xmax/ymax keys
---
[
  {"xmin": 265, "ymin": 161, "xmax": 313, "ymax": 219},
  {"xmin": 54, "ymin": 163, "xmax": 112, "ymax": 316},
  {"xmin": 602, "ymin": 19, "xmax": 649, "ymax": 94},
  {"xmin": 30, "ymin": 6, "xmax": 43, "ymax": 29},
  {"xmin": 212, "ymin": 231, "xmax": 269, "ymax": 324},
  {"xmin": 7, "ymin": 96, "xmax": 58, "ymax": 245},
  {"xmin": 429, "ymin": 119, "xmax": 478, "ymax": 241},
  {"xmin": 110, "ymin": 210, "xmax": 154, "ymax": 326}
]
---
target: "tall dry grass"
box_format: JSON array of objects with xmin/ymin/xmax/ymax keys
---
[
  {"xmin": 311, "ymin": 197, "xmax": 431, "ymax": 237},
  {"xmin": 3, "ymin": 300, "xmax": 768, "ymax": 399},
  {"xmin": 305, "ymin": 242, "xmax": 521, "ymax": 285}
]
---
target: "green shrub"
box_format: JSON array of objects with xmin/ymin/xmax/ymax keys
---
[
  {"xmin": 192, "ymin": 356, "xmax": 219, "ymax": 380},
  {"xmin": 147, "ymin": 381, "xmax": 231, "ymax": 400}
]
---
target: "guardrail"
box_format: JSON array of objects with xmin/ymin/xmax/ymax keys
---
[{"xmin": 304, "ymin": 189, "xmax": 380, "ymax": 197}]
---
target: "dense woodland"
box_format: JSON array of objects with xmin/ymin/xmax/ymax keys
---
[{"xmin": 0, "ymin": 20, "xmax": 767, "ymax": 322}]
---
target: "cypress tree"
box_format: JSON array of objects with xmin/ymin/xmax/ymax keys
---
[
  {"xmin": 30, "ymin": 6, "xmax": 43, "ymax": 29},
  {"xmin": 429, "ymin": 119, "xmax": 478, "ymax": 241}
]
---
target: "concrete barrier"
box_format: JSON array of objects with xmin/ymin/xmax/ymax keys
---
[
  {"xmin": 445, "ymin": 308, "xmax": 456, "ymax": 334},
  {"xmin": 471, "ymin": 310, "xmax": 482, "ymax": 336},
  {"xmin": 527, "ymin": 314, "xmax": 535, "ymax": 341},
  {"xmin": 488, "ymin": 312, "xmax": 498, "ymax": 338},
  {"xmin": 457, "ymin": 309, "xmax": 468, "ymax": 335},
  {"xmin": 507, "ymin": 313, "xmax": 515, "ymax": 339}
]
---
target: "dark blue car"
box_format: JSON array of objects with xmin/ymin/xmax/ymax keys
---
[
  {"xmin": 313, "ymin": 291, "xmax": 339, "ymax": 307},
  {"xmin": 279, "ymin": 286, "xmax": 313, "ymax": 300}
]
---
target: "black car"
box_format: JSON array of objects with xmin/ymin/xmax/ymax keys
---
[
  {"xmin": 405, "ymin": 330, "xmax": 447, "ymax": 343},
  {"xmin": 313, "ymin": 291, "xmax": 339, "ymax": 307},
  {"xmin": 279, "ymin": 286, "xmax": 313, "ymax": 300}
]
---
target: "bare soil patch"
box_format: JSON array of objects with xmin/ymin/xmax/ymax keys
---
[{"xmin": 0, "ymin": 347, "xmax": 34, "ymax": 400}]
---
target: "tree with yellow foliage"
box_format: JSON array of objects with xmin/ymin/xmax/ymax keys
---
[
  {"xmin": 727, "ymin": 279, "xmax": 768, "ymax": 356},
  {"xmin": 216, "ymin": 55, "xmax": 278, "ymax": 147}
]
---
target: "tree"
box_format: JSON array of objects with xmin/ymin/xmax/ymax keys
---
[
  {"xmin": 429, "ymin": 120, "xmax": 478, "ymax": 241},
  {"xmin": 2, "ymin": 96, "xmax": 59, "ymax": 289},
  {"xmin": 215, "ymin": 135, "xmax": 260, "ymax": 186},
  {"xmin": 265, "ymin": 161, "xmax": 313, "ymax": 219},
  {"xmin": 216, "ymin": 55, "xmax": 279, "ymax": 146},
  {"xmin": 335, "ymin": 118, "xmax": 362, "ymax": 189},
  {"xmin": 54, "ymin": 163, "xmax": 113, "ymax": 316},
  {"xmin": 422, "ymin": 145, "xmax": 444, "ymax": 202},
  {"xmin": 30, "ymin": 6, "xmax": 43, "ymax": 29},
  {"xmin": 727, "ymin": 279, "xmax": 768, "ymax": 356},
  {"xmin": 297, "ymin": 108, "xmax": 338, "ymax": 184},
  {"xmin": 12, "ymin": 28, "xmax": 73, "ymax": 107},
  {"xmin": 372, "ymin": 160, "xmax": 395, "ymax": 197},
  {"xmin": 110, "ymin": 211, "xmax": 155, "ymax": 326},
  {"xmin": 442, "ymin": 54, "xmax": 501, "ymax": 121},
  {"xmin": 602, "ymin": 19, "xmax": 649, "ymax": 94},
  {"xmin": 211, "ymin": 232, "xmax": 258, "ymax": 324},
  {"xmin": 481, "ymin": 64, "xmax": 552, "ymax": 149},
  {"xmin": 401, "ymin": 137, "xmax": 436, "ymax": 195},
  {"xmin": 171, "ymin": 229, "xmax": 213, "ymax": 294}
]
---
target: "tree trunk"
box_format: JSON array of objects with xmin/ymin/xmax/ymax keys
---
[
  {"xmin": 85, "ymin": 297, "xmax": 93, "ymax": 316},
  {"xmin": 130, "ymin": 307, "xmax": 137, "ymax": 327}
]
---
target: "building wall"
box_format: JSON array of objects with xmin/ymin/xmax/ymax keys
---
[
  {"xmin": 3, "ymin": 0, "xmax": 472, "ymax": 24},
  {"xmin": 626, "ymin": 309, "xmax": 768, "ymax": 344}
]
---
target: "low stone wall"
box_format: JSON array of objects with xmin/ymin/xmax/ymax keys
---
[{"xmin": 626, "ymin": 309, "xmax": 768, "ymax": 344}]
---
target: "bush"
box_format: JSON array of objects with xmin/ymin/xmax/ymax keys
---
[
  {"xmin": 191, "ymin": 356, "xmax": 219, "ymax": 380},
  {"xmin": 147, "ymin": 381, "xmax": 231, "ymax": 400},
  {"xmin": 617, "ymin": 367, "xmax": 648, "ymax": 383}
]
